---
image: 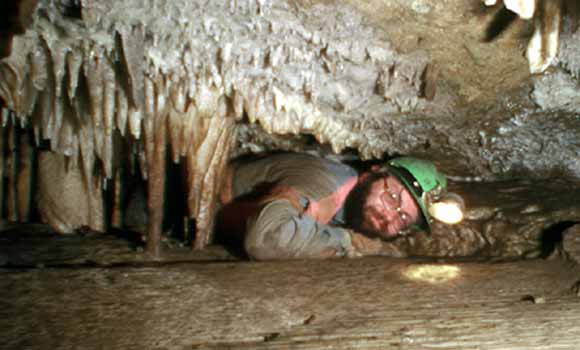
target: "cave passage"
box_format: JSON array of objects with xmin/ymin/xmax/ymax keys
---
[
  {"xmin": 2, "ymin": 171, "xmax": 580, "ymax": 349},
  {"xmin": 2, "ymin": 0, "xmax": 580, "ymax": 348},
  {"xmin": 2, "ymin": 170, "xmax": 580, "ymax": 349}
]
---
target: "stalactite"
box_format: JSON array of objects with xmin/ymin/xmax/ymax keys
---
[
  {"xmin": 128, "ymin": 109, "xmax": 143, "ymax": 140},
  {"xmin": 168, "ymin": 80, "xmax": 186, "ymax": 163},
  {"xmin": 0, "ymin": 117, "xmax": 5, "ymax": 218},
  {"xmin": 37, "ymin": 149, "xmax": 105, "ymax": 233},
  {"xmin": 116, "ymin": 25, "xmax": 145, "ymax": 110},
  {"xmin": 66, "ymin": 50, "xmax": 82, "ymax": 106},
  {"xmin": 168, "ymin": 108, "xmax": 183, "ymax": 163},
  {"xmin": 144, "ymin": 112, "xmax": 167, "ymax": 257},
  {"xmin": 0, "ymin": 63, "xmax": 21, "ymax": 115},
  {"xmin": 184, "ymin": 96, "xmax": 235, "ymax": 249},
  {"xmin": 244, "ymin": 87, "xmax": 258, "ymax": 124},
  {"xmin": 232, "ymin": 89, "xmax": 245, "ymax": 121},
  {"xmin": 140, "ymin": 77, "xmax": 156, "ymax": 181},
  {"xmin": 83, "ymin": 46, "xmax": 105, "ymax": 166},
  {"xmin": 56, "ymin": 118, "xmax": 76, "ymax": 159},
  {"xmin": 1, "ymin": 108, "xmax": 8, "ymax": 127},
  {"xmin": 50, "ymin": 47, "xmax": 66, "ymax": 140},
  {"xmin": 180, "ymin": 104, "xmax": 197, "ymax": 158},
  {"xmin": 137, "ymin": 138, "xmax": 148, "ymax": 180},
  {"xmin": 30, "ymin": 45, "xmax": 48, "ymax": 93},
  {"xmin": 194, "ymin": 115, "xmax": 235, "ymax": 249},
  {"xmin": 195, "ymin": 79, "xmax": 220, "ymax": 120},
  {"xmin": 78, "ymin": 121, "xmax": 101, "ymax": 229},
  {"xmin": 16, "ymin": 129, "xmax": 33, "ymax": 222},
  {"xmin": 102, "ymin": 57, "xmax": 116, "ymax": 179},
  {"xmin": 6, "ymin": 121, "xmax": 18, "ymax": 221},
  {"xmin": 115, "ymin": 85, "xmax": 128, "ymax": 137},
  {"xmin": 21, "ymin": 57, "xmax": 38, "ymax": 119},
  {"xmin": 185, "ymin": 118, "xmax": 212, "ymax": 219},
  {"xmin": 37, "ymin": 44, "xmax": 55, "ymax": 144},
  {"xmin": 46, "ymin": 42, "xmax": 63, "ymax": 100},
  {"xmin": 137, "ymin": 74, "xmax": 172, "ymax": 255},
  {"xmin": 111, "ymin": 170, "xmax": 122, "ymax": 228}
]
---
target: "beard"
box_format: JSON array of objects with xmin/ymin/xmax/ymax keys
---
[{"xmin": 343, "ymin": 172, "xmax": 400, "ymax": 241}]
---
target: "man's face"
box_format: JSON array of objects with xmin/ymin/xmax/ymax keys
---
[{"xmin": 360, "ymin": 175, "xmax": 421, "ymax": 238}]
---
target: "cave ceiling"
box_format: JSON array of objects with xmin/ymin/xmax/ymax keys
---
[{"xmin": 0, "ymin": 0, "xmax": 579, "ymax": 251}]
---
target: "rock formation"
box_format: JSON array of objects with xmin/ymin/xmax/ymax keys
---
[{"xmin": 0, "ymin": 0, "xmax": 579, "ymax": 257}]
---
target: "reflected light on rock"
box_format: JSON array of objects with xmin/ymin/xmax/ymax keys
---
[{"xmin": 402, "ymin": 264, "xmax": 461, "ymax": 284}]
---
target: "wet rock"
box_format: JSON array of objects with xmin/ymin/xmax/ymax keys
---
[
  {"xmin": 562, "ymin": 224, "xmax": 580, "ymax": 264},
  {"xmin": 36, "ymin": 151, "xmax": 104, "ymax": 233},
  {"xmin": 520, "ymin": 295, "xmax": 546, "ymax": 304},
  {"xmin": 383, "ymin": 179, "xmax": 580, "ymax": 259},
  {"xmin": 572, "ymin": 280, "xmax": 580, "ymax": 298}
]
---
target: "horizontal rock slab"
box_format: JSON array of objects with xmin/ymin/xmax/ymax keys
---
[{"xmin": 0, "ymin": 245, "xmax": 579, "ymax": 350}]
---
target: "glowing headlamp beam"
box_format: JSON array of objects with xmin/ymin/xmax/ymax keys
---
[{"xmin": 428, "ymin": 193, "xmax": 465, "ymax": 224}]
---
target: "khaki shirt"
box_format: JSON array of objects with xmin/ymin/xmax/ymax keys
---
[{"xmin": 228, "ymin": 153, "xmax": 358, "ymax": 260}]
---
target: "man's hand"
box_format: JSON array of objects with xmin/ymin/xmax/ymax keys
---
[{"xmin": 347, "ymin": 230, "xmax": 407, "ymax": 258}]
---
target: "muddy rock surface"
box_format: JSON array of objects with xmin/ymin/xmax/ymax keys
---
[
  {"xmin": 1, "ymin": 235, "xmax": 579, "ymax": 350},
  {"xmin": 2, "ymin": 178, "xmax": 579, "ymax": 265},
  {"xmin": 383, "ymin": 178, "xmax": 580, "ymax": 259}
]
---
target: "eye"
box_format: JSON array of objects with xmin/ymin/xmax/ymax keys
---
[{"xmin": 396, "ymin": 207, "xmax": 410, "ymax": 224}]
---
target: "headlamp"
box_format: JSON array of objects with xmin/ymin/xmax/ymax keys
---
[{"xmin": 427, "ymin": 192, "xmax": 465, "ymax": 225}]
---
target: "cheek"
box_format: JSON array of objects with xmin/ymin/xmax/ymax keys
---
[
  {"xmin": 362, "ymin": 205, "xmax": 399, "ymax": 237},
  {"xmin": 361, "ymin": 203, "xmax": 381, "ymax": 228}
]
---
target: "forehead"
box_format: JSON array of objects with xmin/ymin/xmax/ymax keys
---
[{"xmin": 383, "ymin": 174, "xmax": 407, "ymax": 191}]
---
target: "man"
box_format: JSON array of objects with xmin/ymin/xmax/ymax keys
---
[{"xmin": 217, "ymin": 152, "xmax": 453, "ymax": 260}]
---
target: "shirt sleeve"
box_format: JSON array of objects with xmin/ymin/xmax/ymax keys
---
[{"xmin": 244, "ymin": 198, "xmax": 353, "ymax": 260}]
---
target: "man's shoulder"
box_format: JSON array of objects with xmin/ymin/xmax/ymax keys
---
[{"xmin": 231, "ymin": 152, "xmax": 358, "ymax": 201}]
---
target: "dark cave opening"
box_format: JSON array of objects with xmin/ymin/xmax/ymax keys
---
[{"xmin": 539, "ymin": 220, "xmax": 579, "ymax": 259}]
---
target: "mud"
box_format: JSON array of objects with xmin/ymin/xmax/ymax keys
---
[{"xmin": 383, "ymin": 178, "xmax": 580, "ymax": 259}]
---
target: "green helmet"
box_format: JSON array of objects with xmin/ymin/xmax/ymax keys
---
[{"xmin": 387, "ymin": 157, "xmax": 447, "ymax": 231}]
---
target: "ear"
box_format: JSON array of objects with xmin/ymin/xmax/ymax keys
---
[{"xmin": 358, "ymin": 171, "xmax": 373, "ymax": 183}]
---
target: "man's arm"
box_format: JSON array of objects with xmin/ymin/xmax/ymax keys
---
[
  {"xmin": 243, "ymin": 196, "xmax": 353, "ymax": 260},
  {"xmin": 217, "ymin": 184, "xmax": 305, "ymax": 243},
  {"xmin": 218, "ymin": 183, "xmax": 406, "ymax": 260}
]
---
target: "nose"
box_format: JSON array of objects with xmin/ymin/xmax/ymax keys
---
[
  {"xmin": 383, "ymin": 205, "xmax": 399, "ymax": 225},
  {"xmin": 385, "ymin": 215, "xmax": 403, "ymax": 236}
]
